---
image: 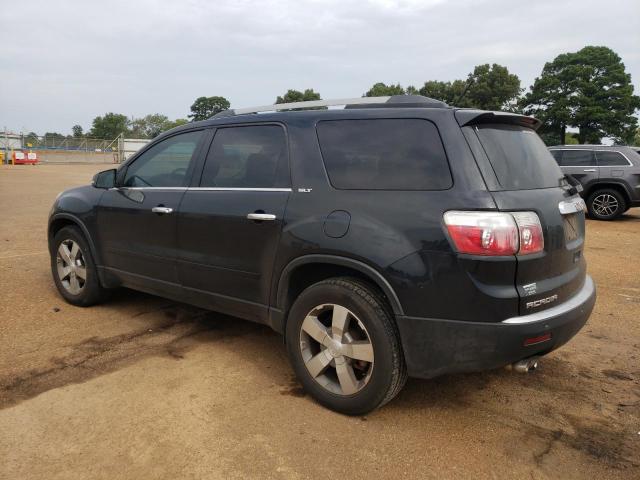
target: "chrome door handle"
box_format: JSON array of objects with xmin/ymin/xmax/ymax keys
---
[
  {"xmin": 583, "ymin": 169, "xmax": 596, "ymax": 172},
  {"xmin": 247, "ymin": 213, "xmax": 276, "ymax": 221},
  {"xmin": 151, "ymin": 207, "xmax": 173, "ymax": 214}
]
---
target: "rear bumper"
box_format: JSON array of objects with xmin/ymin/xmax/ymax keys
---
[{"xmin": 396, "ymin": 276, "xmax": 596, "ymax": 379}]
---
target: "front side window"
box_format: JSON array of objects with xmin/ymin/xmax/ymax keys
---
[
  {"xmin": 123, "ymin": 130, "xmax": 204, "ymax": 187},
  {"xmin": 596, "ymin": 151, "xmax": 629, "ymax": 166},
  {"xmin": 558, "ymin": 150, "xmax": 596, "ymax": 167},
  {"xmin": 201, "ymin": 125, "xmax": 289, "ymax": 188},
  {"xmin": 316, "ymin": 119, "xmax": 452, "ymax": 190}
]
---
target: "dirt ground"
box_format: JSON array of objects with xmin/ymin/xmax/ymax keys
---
[{"xmin": 0, "ymin": 163, "xmax": 638, "ymax": 480}]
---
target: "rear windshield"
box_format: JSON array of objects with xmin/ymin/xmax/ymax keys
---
[
  {"xmin": 316, "ymin": 119, "xmax": 452, "ymax": 190},
  {"xmin": 475, "ymin": 124, "xmax": 564, "ymax": 190}
]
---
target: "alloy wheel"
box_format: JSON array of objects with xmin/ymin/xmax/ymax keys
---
[
  {"xmin": 56, "ymin": 239, "xmax": 87, "ymax": 295},
  {"xmin": 592, "ymin": 193, "xmax": 619, "ymax": 217},
  {"xmin": 299, "ymin": 303, "xmax": 374, "ymax": 396}
]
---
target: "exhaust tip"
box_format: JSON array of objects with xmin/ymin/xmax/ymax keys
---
[{"xmin": 510, "ymin": 357, "xmax": 540, "ymax": 373}]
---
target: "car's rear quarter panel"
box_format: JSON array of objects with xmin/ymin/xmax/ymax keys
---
[{"xmin": 272, "ymin": 109, "xmax": 522, "ymax": 323}]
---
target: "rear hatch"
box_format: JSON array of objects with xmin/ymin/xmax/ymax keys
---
[{"xmin": 459, "ymin": 113, "xmax": 587, "ymax": 316}]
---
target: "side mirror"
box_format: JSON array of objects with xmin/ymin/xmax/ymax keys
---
[{"xmin": 92, "ymin": 169, "xmax": 117, "ymax": 189}]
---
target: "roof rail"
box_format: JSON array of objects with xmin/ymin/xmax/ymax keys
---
[{"xmin": 213, "ymin": 95, "xmax": 447, "ymax": 118}]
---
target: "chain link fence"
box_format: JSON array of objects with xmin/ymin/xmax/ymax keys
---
[{"xmin": 1, "ymin": 131, "xmax": 150, "ymax": 164}]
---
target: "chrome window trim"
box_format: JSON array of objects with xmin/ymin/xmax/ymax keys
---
[
  {"xmin": 110, "ymin": 187, "xmax": 292, "ymax": 192},
  {"xmin": 188, "ymin": 187, "xmax": 292, "ymax": 192},
  {"xmin": 110, "ymin": 187, "xmax": 187, "ymax": 191},
  {"xmin": 550, "ymin": 149, "xmax": 633, "ymax": 167}
]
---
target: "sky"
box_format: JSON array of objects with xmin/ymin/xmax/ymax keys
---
[{"xmin": 1, "ymin": 0, "xmax": 639, "ymax": 135}]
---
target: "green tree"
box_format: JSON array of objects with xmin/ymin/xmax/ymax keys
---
[
  {"xmin": 418, "ymin": 64, "xmax": 521, "ymax": 110},
  {"xmin": 634, "ymin": 127, "xmax": 640, "ymax": 146},
  {"xmin": 572, "ymin": 46, "xmax": 639, "ymax": 144},
  {"xmin": 520, "ymin": 52, "xmax": 577, "ymax": 145},
  {"xmin": 522, "ymin": 46, "xmax": 640, "ymax": 145},
  {"xmin": 419, "ymin": 80, "xmax": 469, "ymax": 105},
  {"xmin": 44, "ymin": 132, "xmax": 65, "ymax": 139},
  {"xmin": 188, "ymin": 96, "xmax": 230, "ymax": 121},
  {"xmin": 464, "ymin": 64, "xmax": 521, "ymax": 111},
  {"xmin": 564, "ymin": 132, "xmax": 579, "ymax": 145},
  {"xmin": 275, "ymin": 88, "xmax": 321, "ymax": 104},
  {"xmin": 128, "ymin": 117, "xmax": 147, "ymax": 138},
  {"xmin": 130, "ymin": 115, "xmax": 189, "ymax": 138},
  {"xmin": 23, "ymin": 132, "xmax": 39, "ymax": 147},
  {"xmin": 72, "ymin": 125, "xmax": 83, "ymax": 137},
  {"xmin": 89, "ymin": 113, "xmax": 129, "ymax": 139},
  {"xmin": 363, "ymin": 82, "xmax": 407, "ymax": 97},
  {"xmin": 166, "ymin": 118, "xmax": 188, "ymax": 130},
  {"xmin": 141, "ymin": 114, "xmax": 171, "ymax": 138}
]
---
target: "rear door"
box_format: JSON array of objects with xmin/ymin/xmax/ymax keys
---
[
  {"xmin": 471, "ymin": 124, "xmax": 587, "ymax": 315},
  {"xmin": 553, "ymin": 149, "xmax": 599, "ymax": 189},
  {"xmin": 595, "ymin": 149, "xmax": 632, "ymax": 179},
  {"xmin": 176, "ymin": 124, "xmax": 290, "ymax": 323}
]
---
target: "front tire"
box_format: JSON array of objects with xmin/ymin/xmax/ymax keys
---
[
  {"xmin": 51, "ymin": 226, "xmax": 109, "ymax": 306},
  {"xmin": 587, "ymin": 189, "xmax": 626, "ymax": 220},
  {"xmin": 286, "ymin": 277, "xmax": 407, "ymax": 415}
]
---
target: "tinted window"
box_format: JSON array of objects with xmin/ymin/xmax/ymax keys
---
[
  {"xmin": 316, "ymin": 119, "xmax": 452, "ymax": 190},
  {"xmin": 596, "ymin": 151, "xmax": 629, "ymax": 166},
  {"xmin": 124, "ymin": 130, "xmax": 203, "ymax": 187},
  {"xmin": 549, "ymin": 150, "xmax": 562, "ymax": 163},
  {"xmin": 475, "ymin": 125, "xmax": 563, "ymax": 190},
  {"xmin": 557, "ymin": 150, "xmax": 596, "ymax": 167},
  {"xmin": 201, "ymin": 125, "xmax": 289, "ymax": 188}
]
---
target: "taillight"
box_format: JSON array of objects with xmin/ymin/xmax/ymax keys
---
[
  {"xmin": 511, "ymin": 212, "xmax": 544, "ymax": 255},
  {"xmin": 443, "ymin": 211, "xmax": 543, "ymax": 256}
]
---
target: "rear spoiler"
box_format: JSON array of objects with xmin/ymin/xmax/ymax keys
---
[{"xmin": 455, "ymin": 110, "xmax": 542, "ymax": 131}]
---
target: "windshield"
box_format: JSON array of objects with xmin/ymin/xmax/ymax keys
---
[{"xmin": 475, "ymin": 124, "xmax": 564, "ymax": 190}]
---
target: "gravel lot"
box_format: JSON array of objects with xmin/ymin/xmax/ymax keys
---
[{"xmin": 0, "ymin": 164, "xmax": 638, "ymax": 479}]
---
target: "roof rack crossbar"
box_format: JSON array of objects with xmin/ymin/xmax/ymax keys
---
[{"xmin": 222, "ymin": 96, "xmax": 392, "ymax": 117}]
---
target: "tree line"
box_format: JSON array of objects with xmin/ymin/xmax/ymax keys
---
[{"xmin": 38, "ymin": 45, "xmax": 640, "ymax": 145}]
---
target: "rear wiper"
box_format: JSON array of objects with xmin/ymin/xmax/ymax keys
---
[{"xmin": 564, "ymin": 175, "xmax": 583, "ymax": 196}]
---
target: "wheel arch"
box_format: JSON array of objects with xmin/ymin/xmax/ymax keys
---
[
  {"xmin": 48, "ymin": 214, "xmax": 101, "ymax": 265},
  {"xmin": 273, "ymin": 255, "xmax": 404, "ymax": 334},
  {"xmin": 584, "ymin": 182, "xmax": 631, "ymax": 206}
]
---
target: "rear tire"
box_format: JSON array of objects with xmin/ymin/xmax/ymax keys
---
[
  {"xmin": 51, "ymin": 226, "xmax": 110, "ymax": 306},
  {"xmin": 587, "ymin": 189, "xmax": 626, "ymax": 220},
  {"xmin": 285, "ymin": 277, "xmax": 407, "ymax": 415}
]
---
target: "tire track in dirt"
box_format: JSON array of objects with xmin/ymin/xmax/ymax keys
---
[{"xmin": 0, "ymin": 305, "xmax": 252, "ymax": 409}]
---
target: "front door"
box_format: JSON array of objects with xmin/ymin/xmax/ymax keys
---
[
  {"xmin": 96, "ymin": 129, "xmax": 207, "ymax": 294},
  {"xmin": 177, "ymin": 124, "xmax": 290, "ymax": 322}
]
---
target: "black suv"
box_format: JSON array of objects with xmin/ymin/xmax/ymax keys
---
[
  {"xmin": 549, "ymin": 145, "xmax": 640, "ymax": 220},
  {"xmin": 49, "ymin": 95, "xmax": 596, "ymax": 415}
]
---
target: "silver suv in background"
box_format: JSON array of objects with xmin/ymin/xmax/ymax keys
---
[{"xmin": 549, "ymin": 145, "xmax": 640, "ymax": 220}]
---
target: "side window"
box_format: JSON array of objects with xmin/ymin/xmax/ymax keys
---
[
  {"xmin": 124, "ymin": 130, "xmax": 204, "ymax": 187},
  {"xmin": 596, "ymin": 151, "xmax": 629, "ymax": 166},
  {"xmin": 558, "ymin": 150, "xmax": 595, "ymax": 167},
  {"xmin": 316, "ymin": 119, "xmax": 452, "ymax": 190},
  {"xmin": 549, "ymin": 150, "xmax": 562, "ymax": 164},
  {"xmin": 201, "ymin": 125, "xmax": 289, "ymax": 188}
]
